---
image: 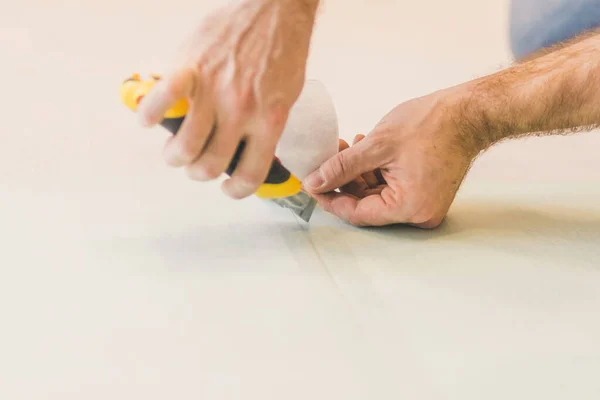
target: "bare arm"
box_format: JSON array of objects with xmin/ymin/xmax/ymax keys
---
[
  {"xmin": 303, "ymin": 29, "xmax": 600, "ymax": 227},
  {"xmin": 452, "ymin": 29, "xmax": 600, "ymax": 156}
]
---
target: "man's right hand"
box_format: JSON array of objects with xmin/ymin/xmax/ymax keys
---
[{"xmin": 137, "ymin": 0, "xmax": 319, "ymax": 200}]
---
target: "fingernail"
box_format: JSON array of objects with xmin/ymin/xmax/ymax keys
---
[
  {"xmin": 303, "ymin": 171, "xmax": 324, "ymax": 190},
  {"xmin": 164, "ymin": 145, "xmax": 187, "ymax": 167},
  {"xmin": 137, "ymin": 111, "xmax": 155, "ymax": 127},
  {"xmin": 224, "ymin": 180, "xmax": 255, "ymax": 199}
]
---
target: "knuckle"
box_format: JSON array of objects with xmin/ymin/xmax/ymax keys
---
[
  {"xmin": 266, "ymin": 104, "xmax": 289, "ymax": 128},
  {"xmin": 238, "ymin": 83, "xmax": 255, "ymax": 109},
  {"xmin": 368, "ymin": 133, "xmax": 392, "ymax": 158},
  {"xmin": 231, "ymin": 89, "xmax": 254, "ymax": 112},
  {"xmin": 164, "ymin": 80, "xmax": 183, "ymax": 102},
  {"xmin": 410, "ymin": 204, "xmax": 437, "ymax": 225},
  {"xmin": 347, "ymin": 215, "xmax": 364, "ymax": 227},
  {"xmin": 421, "ymin": 217, "xmax": 444, "ymax": 229},
  {"xmin": 223, "ymin": 81, "xmax": 255, "ymax": 115},
  {"xmin": 196, "ymin": 60, "xmax": 214, "ymax": 79},
  {"xmin": 330, "ymin": 152, "xmax": 349, "ymax": 179},
  {"xmin": 369, "ymin": 133, "xmax": 387, "ymax": 148},
  {"xmin": 207, "ymin": 136, "xmax": 237, "ymax": 159}
]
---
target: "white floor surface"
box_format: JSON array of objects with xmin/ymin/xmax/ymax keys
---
[{"xmin": 2, "ymin": 1, "xmax": 600, "ymax": 398}]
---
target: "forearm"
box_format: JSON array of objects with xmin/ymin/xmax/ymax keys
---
[
  {"xmin": 294, "ymin": 0, "xmax": 320, "ymax": 11},
  {"xmin": 279, "ymin": 0, "xmax": 320, "ymax": 17},
  {"xmin": 453, "ymin": 30, "xmax": 600, "ymax": 154},
  {"xmin": 288, "ymin": 0, "xmax": 321, "ymax": 26},
  {"xmin": 234, "ymin": 0, "xmax": 320, "ymax": 24}
]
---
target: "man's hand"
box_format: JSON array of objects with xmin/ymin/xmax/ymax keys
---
[
  {"xmin": 137, "ymin": 0, "xmax": 319, "ymax": 199},
  {"xmin": 304, "ymin": 29, "xmax": 600, "ymax": 228},
  {"xmin": 302, "ymin": 88, "xmax": 476, "ymax": 228}
]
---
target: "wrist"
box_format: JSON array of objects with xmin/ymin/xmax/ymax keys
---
[
  {"xmin": 450, "ymin": 33, "xmax": 600, "ymax": 152},
  {"xmin": 439, "ymin": 81, "xmax": 495, "ymax": 158}
]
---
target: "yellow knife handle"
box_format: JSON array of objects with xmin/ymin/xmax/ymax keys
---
[{"xmin": 120, "ymin": 74, "xmax": 302, "ymax": 199}]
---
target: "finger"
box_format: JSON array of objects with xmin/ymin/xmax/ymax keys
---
[
  {"xmin": 220, "ymin": 137, "xmax": 276, "ymax": 199},
  {"xmin": 411, "ymin": 217, "xmax": 445, "ymax": 229},
  {"xmin": 335, "ymin": 138, "xmax": 372, "ymax": 197},
  {"xmin": 313, "ymin": 186, "xmax": 398, "ymax": 226},
  {"xmin": 352, "ymin": 134, "xmax": 380, "ymax": 187},
  {"xmin": 184, "ymin": 113, "xmax": 245, "ymax": 181},
  {"xmin": 361, "ymin": 171, "xmax": 380, "ymax": 188},
  {"xmin": 339, "ymin": 178, "xmax": 370, "ymax": 198},
  {"xmin": 137, "ymin": 67, "xmax": 197, "ymax": 127},
  {"xmin": 339, "ymin": 139, "xmax": 349, "ymax": 152},
  {"xmin": 162, "ymin": 94, "xmax": 215, "ymax": 167},
  {"xmin": 374, "ymin": 169, "xmax": 387, "ymax": 185},
  {"xmin": 352, "ymin": 134, "xmax": 365, "ymax": 145},
  {"xmin": 220, "ymin": 104, "xmax": 289, "ymax": 199},
  {"xmin": 184, "ymin": 76, "xmax": 258, "ymax": 181},
  {"xmin": 364, "ymin": 185, "xmax": 385, "ymax": 196},
  {"xmin": 303, "ymin": 136, "xmax": 389, "ymax": 194},
  {"xmin": 337, "ymin": 139, "xmax": 369, "ymax": 196}
]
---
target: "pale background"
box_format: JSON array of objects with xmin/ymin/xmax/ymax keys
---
[{"xmin": 1, "ymin": 0, "xmax": 600, "ymax": 399}]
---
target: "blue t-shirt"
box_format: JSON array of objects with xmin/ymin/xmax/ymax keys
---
[{"xmin": 510, "ymin": 0, "xmax": 600, "ymax": 59}]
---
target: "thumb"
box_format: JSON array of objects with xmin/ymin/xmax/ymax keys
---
[{"xmin": 303, "ymin": 137, "xmax": 386, "ymax": 194}]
